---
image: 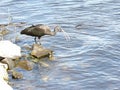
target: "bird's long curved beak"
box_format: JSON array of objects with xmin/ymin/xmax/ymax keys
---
[
  {"xmin": 60, "ymin": 28, "xmax": 71, "ymax": 41},
  {"xmin": 55, "ymin": 25, "xmax": 71, "ymax": 41}
]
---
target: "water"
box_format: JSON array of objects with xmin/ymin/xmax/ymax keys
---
[{"xmin": 0, "ymin": 0, "xmax": 120, "ymax": 90}]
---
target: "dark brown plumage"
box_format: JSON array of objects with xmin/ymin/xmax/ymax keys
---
[{"xmin": 21, "ymin": 24, "xmax": 62, "ymax": 44}]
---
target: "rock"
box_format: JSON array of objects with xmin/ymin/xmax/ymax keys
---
[
  {"xmin": 23, "ymin": 44, "xmax": 32, "ymax": 50},
  {"xmin": 0, "ymin": 63, "xmax": 13, "ymax": 90},
  {"xmin": 17, "ymin": 60, "xmax": 34, "ymax": 71},
  {"xmin": 1, "ymin": 58, "xmax": 15, "ymax": 70},
  {"xmin": 39, "ymin": 61, "xmax": 50, "ymax": 68},
  {"xmin": 9, "ymin": 22, "xmax": 26, "ymax": 28},
  {"xmin": 11, "ymin": 70, "xmax": 23, "ymax": 79},
  {"xmin": 0, "ymin": 57, "xmax": 33, "ymax": 80},
  {"xmin": 31, "ymin": 44, "xmax": 53, "ymax": 59},
  {"xmin": 0, "ymin": 40, "xmax": 21, "ymax": 59},
  {"xmin": 1, "ymin": 58, "xmax": 33, "ymax": 80},
  {"xmin": 0, "ymin": 29, "xmax": 9, "ymax": 36},
  {"xmin": 0, "ymin": 63, "xmax": 9, "ymax": 81},
  {"xmin": 0, "ymin": 78, "xmax": 13, "ymax": 90}
]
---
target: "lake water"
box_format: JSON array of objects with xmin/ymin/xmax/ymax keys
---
[{"xmin": 0, "ymin": 0, "xmax": 120, "ymax": 90}]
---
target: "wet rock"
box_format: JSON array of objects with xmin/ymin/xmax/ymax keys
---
[
  {"xmin": 17, "ymin": 60, "xmax": 34, "ymax": 71},
  {"xmin": 1, "ymin": 58, "xmax": 33, "ymax": 80},
  {"xmin": 0, "ymin": 78, "xmax": 13, "ymax": 90},
  {"xmin": 0, "ymin": 24, "xmax": 8, "ymax": 27},
  {"xmin": 42, "ymin": 75, "xmax": 49, "ymax": 82},
  {"xmin": 0, "ymin": 63, "xmax": 9, "ymax": 81},
  {"xmin": 0, "ymin": 58, "xmax": 23, "ymax": 79},
  {"xmin": 39, "ymin": 60, "xmax": 50, "ymax": 68},
  {"xmin": 14, "ymin": 22, "xmax": 27, "ymax": 27},
  {"xmin": 0, "ymin": 29, "xmax": 9, "ymax": 36},
  {"xmin": 0, "ymin": 63, "xmax": 13, "ymax": 89},
  {"xmin": 1, "ymin": 58, "xmax": 16, "ymax": 70},
  {"xmin": 9, "ymin": 22, "xmax": 27, "ymax": 28},
  {"xmin": 0, "ymin": 40, "xmax": 21, "ymax": 59},
  {"xmin": 15, "ymin": 35, "xmax": 21, "ymax": 43},
  {"xmin": 11, "ymin": 70, "xmax": 23, "ymax": 79},
  {"xmin": 31, "ymin": 44, "xmax": 53, "ymax": 59},
  {"xmin": 23, "ymin": 44, "xmax": 32, "ymax": 50}
]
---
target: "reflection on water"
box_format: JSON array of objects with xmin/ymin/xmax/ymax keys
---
[{"xmin": 0, "ymin": 0, "xmax": 120, "ymax": 90}]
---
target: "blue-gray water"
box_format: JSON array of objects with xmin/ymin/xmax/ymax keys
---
[{"xmin": 0, "ymin": 0, "xmax": 120, "ymax": 90}]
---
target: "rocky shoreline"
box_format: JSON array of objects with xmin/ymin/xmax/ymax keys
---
[{"xmin": 0, "ymin": 22, "xmax": 55, "ymax": 89}]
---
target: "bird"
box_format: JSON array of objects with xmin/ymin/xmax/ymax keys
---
[{"xmin": 20, "ymin": 24, "xmax": 63, "ymax": 44}]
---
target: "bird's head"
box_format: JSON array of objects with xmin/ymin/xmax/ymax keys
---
[
  {"xmin": 54, "ymin": 26, "xmax": 62, "ymax": 32},
  {"xmin": 54, "ymin": 25, "xmax": 71, "ymax": 41}
]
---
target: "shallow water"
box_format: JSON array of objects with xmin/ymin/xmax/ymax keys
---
[{"xmin": 0, "ymin": 0, "xmax": 120, "ymax": 90}]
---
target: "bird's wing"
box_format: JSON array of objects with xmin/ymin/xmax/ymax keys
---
[{"xmin": 35, "ymin": 25, "xmax": 51, "ymax": 33}]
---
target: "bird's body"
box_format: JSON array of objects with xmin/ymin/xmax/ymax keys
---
[{"xmin": 21, "ymin": 24, "xmax": 62, "ymax": 43}]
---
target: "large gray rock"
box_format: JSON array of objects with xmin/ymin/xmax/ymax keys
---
[
  {"xmin": 0, "ymin": 40, "xmax": 21, "ymax": 59},
  {"xmin": 0, "ymin": 78, "xmax": 13, "ymax": 90},
  {"xmin": 0, "ymin": 63, "xmax": 8, "ymax": 81},
  {"xmin": 0, "ymin": 62, "xmax": 13, "ymax": 90}
]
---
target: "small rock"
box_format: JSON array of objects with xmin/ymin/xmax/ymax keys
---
[
  {"xmin": 42, "ymin": 75, "xmax": 49, "ymax": 82},
  {"xmin": 39, "ymin": 61, "xmax": 50, "ymax": 68},
  {"xmin": 31, "ymin": 44, "xmax": 53, "ymax": 59},
  {"xmin": 11, "ymin": 70, "xmax": 23, "ymax": 79},
  {"xmin": 17, "ymin": 60, "xmax": 34, "ymax": 71},
  {"xmin": 12, "ymin": 22, "xmax": 27, "ymax": 27},
  {"xmin": 23, "ymin": 45, "xmax": 32, "ymax": 50},
  {"xmin": 0, "ymin": 29, "xmax": 9, "ymax": 36}
]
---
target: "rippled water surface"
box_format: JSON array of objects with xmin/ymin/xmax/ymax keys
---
[{"xmin": 0, "ymin": 0, "xmax": 120, "ymax": 90}]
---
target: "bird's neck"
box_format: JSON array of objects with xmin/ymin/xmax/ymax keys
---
[
  {"xmin": 49, "ymin": 28, "xmax": 58, "ymax": 36},
  {"xmin": 50, "ymin": 31, "xmax": 56, "ymax": 36}
]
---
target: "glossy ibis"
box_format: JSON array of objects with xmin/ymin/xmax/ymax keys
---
[{"xmin": 21, "ymin": 24, "xmax": 70, "ymax": 44}]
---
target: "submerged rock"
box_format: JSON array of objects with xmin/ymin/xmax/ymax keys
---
[
  {"xmin": 11, "ymin": 70, "xmax": 23, "ymax": 79},
  {"xmin": 1, "ymin": 58, "xmax": 33, "ymax": 79},
  {"xmin": 0, "ymin": 58, "xmax": 23, "ymax": 79},
  {"xmin": 0, "ymin": 40, "xmax": 21, "ymax": 59},
  {"xmin": 0, "ymin": 29, "xmax": 9, "ymax": 35},
  {"xmin": 17, "ymin": 60, "xmax": 34, "ymax": 71},
  {"xmin": 31, "ymin": 44, "xmax": 53, "ymax": 59},
  {"xmin": 9, "ymin": 22, "xmax": 27, "ymax": 28}
]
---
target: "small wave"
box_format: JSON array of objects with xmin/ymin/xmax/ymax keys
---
[
  {"xmin": 83, "ymin": 0, "xmax": 112, "ymax": 6},
  {"xmin": 0, "ymin": 0, "xmax": 13, "ymax": 4}
]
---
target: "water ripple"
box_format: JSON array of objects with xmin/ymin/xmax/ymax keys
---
[{"xmin": 0, "ymin": 0, "xmax": 120, "ymax": 90}]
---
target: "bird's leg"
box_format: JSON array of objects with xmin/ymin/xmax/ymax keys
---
[
  {"xmin": 38, "ymin": 37, "xmax": 41, "ymax": 45},
  {"xmin": 34, "ymin": 37, "xmax": 37, "ymax": 44}
]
